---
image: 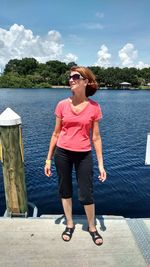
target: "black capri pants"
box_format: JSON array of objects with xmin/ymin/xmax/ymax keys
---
[{"xmin": 54, "ymin": 146, "xmax": 94, "ymax": 205}]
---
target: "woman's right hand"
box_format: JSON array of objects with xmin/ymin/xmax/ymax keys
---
[{"xmin": 44, "ymin": 164, "xmax": 52, "ymax": 177}]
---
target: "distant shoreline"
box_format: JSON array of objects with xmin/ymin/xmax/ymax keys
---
[
  {"xmin": 51, "ymin": 85, "xmax": 70, "ymax": 88},
  {"xmin": 0, "ymin": 86, "xmax": 150, "ymax": 90}
]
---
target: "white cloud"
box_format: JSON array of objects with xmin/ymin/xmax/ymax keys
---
[
  {"xmin": 0, "ymin": 24, "xmax": 149, "ymax": 70},
  {"xmin": 63, "ymin": 53, "xmax": 78, "ymax": 64},
  {"xmin": 136, "ymin": 61, "xmax": 150, "ymax": 69},
  {"xmin": 94, "ymin": 44, "xmax": 111, "ymax": 68},
  {"xmin": 118, "ymin": 43, "xmax": 150, "ymax": 68},
  {"xmin": 118, "ymin": 43, "xmax": 138, "ymax": 67},
  {"xmin": 0, "ymin": 23, "xmax": 78, "ymax": 69}
]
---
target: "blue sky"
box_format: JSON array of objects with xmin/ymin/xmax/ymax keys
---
[{"xmin": 0, "ymin": 0, "xmax": 150, "ymax": 70}]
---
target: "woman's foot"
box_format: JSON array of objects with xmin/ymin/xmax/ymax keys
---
[
  {"xmin": 62, "ymin": 226, "xmax": 75, "ymax": 242},
  {"xmin": 88, "ymin": 227, "xmax": 103, "ymax": 246}
]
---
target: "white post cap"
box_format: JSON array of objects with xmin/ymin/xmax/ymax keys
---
[
  {"xmin": 0, "ymin": 107, "xmax": 22, "ymax": 126},
  {"xmin": 145, "ymin": 133, "xmax": 150, "ymax": 165}
]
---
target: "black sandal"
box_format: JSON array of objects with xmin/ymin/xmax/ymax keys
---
[
  {"xmin": 88, "ymin": 227, "xmax": 103, "ymax": 246},
  {"xmin": 62, "ymin": 226, "xmax": 75, "ymax": 242}
]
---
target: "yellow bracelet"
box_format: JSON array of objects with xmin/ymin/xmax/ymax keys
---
[{"xmin": 45, "ymin": 159, "xmax": 52, "ymax": 165}]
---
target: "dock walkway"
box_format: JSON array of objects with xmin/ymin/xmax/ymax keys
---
[{"xmin": 0, "ymin": 215, "xmax": 150, "ymax": 267}]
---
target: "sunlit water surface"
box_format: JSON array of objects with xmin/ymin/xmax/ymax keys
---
[{"xmin": 0, "ymin": 88, "xmax": 150, "ymax": 217}]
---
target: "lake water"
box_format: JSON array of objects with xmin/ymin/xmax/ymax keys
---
[{"xmin": 0, "ymin": 88, "xmax": 150, "ymax": 218}]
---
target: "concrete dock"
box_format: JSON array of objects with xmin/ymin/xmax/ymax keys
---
[{"xmin": 0, "ymin": 215, "xmax": 150, "ymax": 267}]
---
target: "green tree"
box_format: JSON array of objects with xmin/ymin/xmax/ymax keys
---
[
  {"xmin": 4, "ymin": 58, "xmax": 38, "ymax": 76},
  {"xmin": 1, "ymin": 58, "xmax": 150, "ymax": 89}
]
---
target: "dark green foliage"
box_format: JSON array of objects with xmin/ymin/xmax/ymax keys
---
[
  {"xmin": 0, "ymin": 58, "xmax": 150, "ymax": 89},
  {"xmin": 4, "ymin": 58, "xmax": 38, "ymax": 76}
]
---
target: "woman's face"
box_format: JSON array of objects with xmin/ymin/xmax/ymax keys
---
[{"xmin": 69, "ymin": 71, "xmax": 88, "ymax": 95}]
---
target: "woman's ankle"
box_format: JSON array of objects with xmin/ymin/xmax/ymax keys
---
[
  {"xmin": 88, "ymin": 224, "xmax": 97, "ymax": 232},
  {"xmin": 66, "ymin": 219, "xmax": 74, "ymax": 228}
]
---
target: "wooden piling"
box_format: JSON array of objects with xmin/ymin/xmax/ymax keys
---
[{"xmin": 0, "ymin": 108, "xmax": 28, "ymax": 217}]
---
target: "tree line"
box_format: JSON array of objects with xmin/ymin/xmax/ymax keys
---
[{"xmin": 0, "ymin": 58, "xmax": 150, "ymax": 89}]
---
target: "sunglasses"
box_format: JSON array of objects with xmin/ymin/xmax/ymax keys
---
[{"xmin": 69, "ymin": 74, "xmax": 85, "ymax": 81}]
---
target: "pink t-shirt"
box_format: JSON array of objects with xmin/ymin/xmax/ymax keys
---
[{"xmin": 55, "ymin": 98, "xmax": 102, "ymax": 152}]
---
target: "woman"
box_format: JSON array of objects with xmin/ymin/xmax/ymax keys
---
[{"xmin": 44, "ymin": 66, "xmax": 107, "ymax": 246}]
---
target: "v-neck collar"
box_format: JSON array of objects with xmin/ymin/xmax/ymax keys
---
[{"xmin": 68, "ymin": 97, "xmax": 90, "ymax": 115}]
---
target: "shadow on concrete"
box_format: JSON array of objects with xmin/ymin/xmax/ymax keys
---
[
  {"xmin": 96, "ymin": 216, "xmax": 107, "ymax": 231},
  {"xmin": 54, "ymin": 214, "xmax": 107, "ymax": 232}
]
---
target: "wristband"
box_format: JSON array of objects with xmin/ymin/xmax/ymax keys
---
[{"xmin": 45, "ymin": 159, "xmax": 52, "ymax": 166}]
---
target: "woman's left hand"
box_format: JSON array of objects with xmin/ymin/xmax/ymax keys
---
[{"xmin": 98, "ymin": 167, "xmax": 107, "ymax": 182}]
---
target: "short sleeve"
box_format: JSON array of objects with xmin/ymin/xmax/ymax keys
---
[
  {"xmin": 94, "ymin": 104, "xmax": 103, "ymax": 121},
  {"xmin": 54, "ymin": 101, "xmax": 63, "ymax": 118}
]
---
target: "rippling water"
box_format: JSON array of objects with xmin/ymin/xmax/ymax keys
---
[{"xmin": 0, "ymin": 88, "xmax": 150, "ymax": 217}]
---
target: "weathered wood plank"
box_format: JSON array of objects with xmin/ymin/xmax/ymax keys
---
[{"xmin": 0, "ymin": 108, "xmax": 28, "ymax": 216}]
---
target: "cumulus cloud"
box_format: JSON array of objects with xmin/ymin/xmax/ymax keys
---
[
  {"xmin": 63, "ymin": 53, "xmax": 78, "ymax": 64},
  {"xmin": 0, "ymin": 23, "xmax": 78, "ymax": 70},
  {"xmin": 136, "ymin": 61, "xmax": 150, "ymax": 69},
  {"xmin": 118, "ymin": 43, "xmax": 150, "ymax": 68},
  {"xmin": 118, "ymin": 43, "xmax": 138, "ymax": 67},
  {"xmin": 94, "ymin": 44, "xmax": 111, "ymax": 67}
]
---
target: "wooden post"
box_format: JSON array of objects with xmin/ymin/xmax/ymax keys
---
[{"xmin": 0, "ymin": 108, "xmax": 28, "ymax": 217}]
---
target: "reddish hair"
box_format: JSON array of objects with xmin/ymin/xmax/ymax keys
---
[{"xmin": 70, "ymin": 66, "xmax": 98, "ymax": 97}]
